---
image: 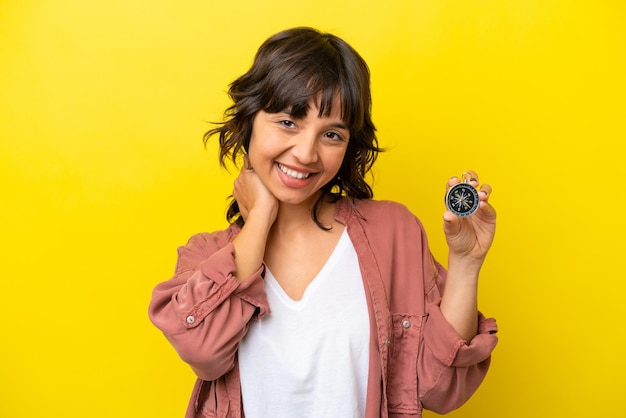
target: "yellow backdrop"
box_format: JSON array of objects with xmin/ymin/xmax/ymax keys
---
[{"xmin": 1, "ymin": 1, "xmax": 624, "ymax": 417}]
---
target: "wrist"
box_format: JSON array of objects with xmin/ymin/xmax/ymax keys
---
[
  {"xmin": 246, "ymin": 206, "xmax": 277, "ymax": 229},
  {"xmin": 447, "ymin": 254, "xmax": 483, "ymax": 278}
]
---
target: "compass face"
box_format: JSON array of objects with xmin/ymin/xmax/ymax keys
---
[{"xmin": 445, "ymin": 183, "xmax": 480, "ymax": 217}]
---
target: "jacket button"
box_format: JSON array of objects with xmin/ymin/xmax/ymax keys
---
[
  {"xmin": 402, "ymin": 320, "xmax": 411, "ymax": 329},
  {"xmin": 186, "ymin": 315, "xmax": 196, "ymax": 324}
]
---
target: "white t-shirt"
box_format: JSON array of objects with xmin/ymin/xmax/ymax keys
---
[{"xmin": 238, "ymin": 228, "xmax": 370, "ymax": 418}]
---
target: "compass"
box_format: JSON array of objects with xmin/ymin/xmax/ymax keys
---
[{"xmin": 445, "ymin": 181, "xmax": 480, "ymax": 217}]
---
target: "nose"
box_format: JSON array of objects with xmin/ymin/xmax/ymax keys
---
[{"xmin": 291, "ymin": 133, "xmax": 319, "ymax": 164}]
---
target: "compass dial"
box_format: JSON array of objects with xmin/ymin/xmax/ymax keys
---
[{"xmin": 445, "ymin": 182, "xmax": 480, "ymax": 217}]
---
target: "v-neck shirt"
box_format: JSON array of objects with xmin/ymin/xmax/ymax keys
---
[{"xmin": 238, "ymin": 228, "xmax": 370, "ymax": 418}]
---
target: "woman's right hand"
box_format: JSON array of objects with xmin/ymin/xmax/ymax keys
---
[
  {"xmin": 230, "ymin": 156, "xmax": 279, "ymax": 281},
  {"xmin": 232, "ymin": 156, "xmax": 279, "ymax": 227}
]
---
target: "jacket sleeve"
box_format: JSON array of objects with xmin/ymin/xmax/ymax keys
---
[
  {"xmin": 418, "ymin": 258, "xmax": 498, "ymax": 414},
  {"xmin": 148, "ymin": 230, "xmax": 270, "ymax": 382}
]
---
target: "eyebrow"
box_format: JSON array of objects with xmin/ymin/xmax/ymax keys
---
[
  {"xmin": 271, "ymin": 106, "xmax": 349, "ymax": 130},
  {"xmin": 327, "ymin": 122, "xmax": 350, "ymax": 131},
  {"xmin": 274, "ymin": 111, "xmax": 349, "ymax": 130}
]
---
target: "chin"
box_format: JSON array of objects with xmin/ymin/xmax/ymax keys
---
[{"xmin": 275, "ymin": 193, "xmax": 319, "ymax": 207}]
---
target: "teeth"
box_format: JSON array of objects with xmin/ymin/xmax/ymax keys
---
[{"xmin": 278, "ymin": 163, "xmax": 311, "ymax": 179}]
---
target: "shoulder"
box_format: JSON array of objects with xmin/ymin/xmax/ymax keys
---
[
  {"xmin": 337, "ymin": 198, "xmax": 428, "ymax": 239},
  {"xmin": 347, "ymin": 198, "xmax": 423, "ymax": 227},
  {"xmin": 175, "ymin": 224, "xmax": 240, "ymax": 274},
  {"xmin": 182, "ymin": 225, "xmax": 239, "ymax": 252},
  {"xmin": 352, "ymin": 198, "xmax": 411, "ymax": 214}
]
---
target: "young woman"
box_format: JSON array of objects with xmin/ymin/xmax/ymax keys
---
[{"xmin": 149, "ymin": 27, "xmax": 498, "ymax": 418}]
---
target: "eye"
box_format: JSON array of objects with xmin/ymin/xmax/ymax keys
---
[
  {"xmin": 324, "ymin": 131, "xmax": 345, "ymax": 142},
  {"xmin": 279, "ymin": 120, "xmax": 296, "ymax": 128}
]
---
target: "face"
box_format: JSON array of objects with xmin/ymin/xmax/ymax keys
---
[{"xmin": 247, "ymin": 97, "xmax": 350, "ymax": 208}]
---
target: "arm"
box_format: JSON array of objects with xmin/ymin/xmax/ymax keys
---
[
  {"xmin": 418, "ymin": 171, "xmax": 498, "ymax": 412},
  {"xmin": 419, "ymin": 262, "xmax": 498, "ymax": 413},
  {"xmin": 148, "ymin": 231, "xmax": 270, "ymax": 381},
  {"xmin": 149, "ymin": 159, "xmax": 277, "ymax": 381},
  {"xmin": 230, "ymin": 155, "xmax": 278, "ymax": 281},
  {"xmin": 440, "ymin": 171, "xmax": 496, "ymax": 341}
]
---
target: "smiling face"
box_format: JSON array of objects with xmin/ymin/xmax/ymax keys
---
[
  {"xmin": 207, "ymin": 28, "xmax": 379, "ymax": 227},
  {"xmin": 247, "ymin": 97, "xmax": 350, "ymax": 208}
]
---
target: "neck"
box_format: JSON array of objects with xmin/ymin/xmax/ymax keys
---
[{"xmin": 271, "ymin": 194, "xmax": 335, "ymax": 235}]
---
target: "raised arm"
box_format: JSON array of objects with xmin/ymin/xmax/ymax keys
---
[
  {"xmin": 417, "ymin": 172, "xmax": 498, "ymax": 412},
  {"xmin": 148, "ymin": 231, "xmax": 270, "ymax": 381},
  {"xmin": 149, "ymin": 159, "xmax": 278, "ymax": 381},
  {"xmin": 440, "ymin": 171, "xmax": 496, "ymax": 341}
]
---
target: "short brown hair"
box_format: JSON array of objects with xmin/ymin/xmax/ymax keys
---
[{"xmin": 204, "ymin": 27, "xmax": 381, "ymax": 227}]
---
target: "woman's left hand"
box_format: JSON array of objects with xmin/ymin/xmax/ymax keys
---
[{"xmin": 443, "ymin": 170, "xmax": 497, "ymax": 264}]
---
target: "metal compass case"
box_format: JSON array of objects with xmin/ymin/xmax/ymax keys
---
[{"xmin": 445, "ymin": 180, "xmax": 480, "ymax": 217}]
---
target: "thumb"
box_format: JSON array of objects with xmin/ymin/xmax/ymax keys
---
[{"xmin": 443, "ymin": 211, "xmax": 462, "ymax": 236}]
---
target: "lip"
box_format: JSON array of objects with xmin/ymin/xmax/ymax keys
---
[
  {"xmin": 277, "ymin": 162, "xmax": 315, "ymax": 176},
  {"xmin": 275, "ymin": 162, "xmax": 317, "ymax": 188}
]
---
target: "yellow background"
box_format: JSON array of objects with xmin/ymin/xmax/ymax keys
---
[{"xmin": 1, "ymin": 1, "xmax": 624, "ymax": 417}]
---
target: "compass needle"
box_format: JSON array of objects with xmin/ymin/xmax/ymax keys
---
[{"xmin": 445, "ymin": 181, "xmax": 479, "ymax": 217}]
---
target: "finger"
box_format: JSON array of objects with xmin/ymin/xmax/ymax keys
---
[
  {"xmin": 462, "ymin": 170, "xmax": 479, "ymax": 187},
  {"xmin": 442, "ymin": 210, "xmax": 462, "ymax": 236},
  {"xmin": 478, "ymin": 183, "xmax": 492, "ymax": 201},
  {"xmin": 446, "ymin": 176, "xmax": 461, "ymax": 190},
  {"xmin": 477, "ymin": 199, "xmax": 497, "ymax": 220},
  {"xmin": 443, "ymin": 209, "xmax": 459, "ymax": 224}
]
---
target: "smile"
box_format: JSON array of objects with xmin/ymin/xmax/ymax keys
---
[{"xmin": 277, "ymin": 163, "xmax": 312, "ymax": 180}]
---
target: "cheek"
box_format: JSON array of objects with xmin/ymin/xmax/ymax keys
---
[
  {"xmin": 324, "ymin": 151, "xmax": 348, "ymax": 178},
  {"xmin": 335, "ymin": 155, "xmax": 347, "ymax": 171},
  {"xmin": 333, "ymin": 149, "xmax": 351, "ymax": 178},
  {"xmin": 247, "ymin": 139, "xmax": 279, "ymax": 175},
  {"xmin": 247, "ymin": 147, "xmax": 265, "ymax": 171},
  {"xmin": 246, "ymin": 132, "xmax": 265, "ymax": 164},
  {"xmin": 335, "ymin": 148, "xmax": 350, "ymax": 168},
  {"xmin": 247, "ymin": 116, "xmax": 266, "ymax": 156}
]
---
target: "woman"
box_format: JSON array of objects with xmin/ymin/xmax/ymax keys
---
[{"xmin": 149, "ymin": 27, "xmax": 498, "ymax": 418}]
